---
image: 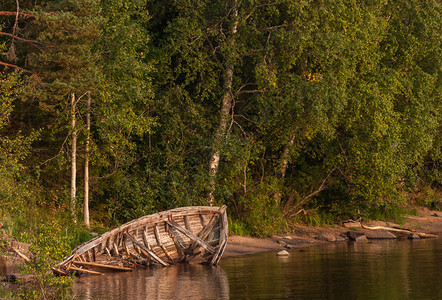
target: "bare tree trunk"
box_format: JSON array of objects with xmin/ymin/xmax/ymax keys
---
[
  {"xmin": 274, "ymin": 130, "xmax": 297, "ymax": 205},
  {"xmin": 208, "ymin": 0, "xmax": 238, "ymax": 206},
  {"xmin": 279, "ymin": 130, "xmax": 297, "ymax": 179},
  {"xmin": 70, "ymin": 92, "xmax": 77, "ymax": 222},
  {"xmin": 84, "ymin": 91, "xmax": 91, "ymax": 228}
]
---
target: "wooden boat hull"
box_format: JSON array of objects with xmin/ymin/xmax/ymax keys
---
[{"xmin": 54, "ymin": 206, "xmax": 228, "ymax": 275}]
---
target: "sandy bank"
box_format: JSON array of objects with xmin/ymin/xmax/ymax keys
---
[{"xmin": 223, "ymin": 206, "xmax": 442, "ymax": 258}]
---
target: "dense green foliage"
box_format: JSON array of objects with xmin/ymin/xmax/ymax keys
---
[{"xmin": 0, "ymin": 0, "xmax": 440, "ymax": 243}]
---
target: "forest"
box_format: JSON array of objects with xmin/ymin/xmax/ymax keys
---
[{"xmin": 0, "ymin": 0, "xmax": 440, "ymax": 241}]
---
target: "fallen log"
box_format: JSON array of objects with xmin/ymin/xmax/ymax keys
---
[{"xmin": 361, "ymin": 224, "xmax": 438, "ymax": 238}]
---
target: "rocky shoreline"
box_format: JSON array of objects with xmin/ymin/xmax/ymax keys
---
[
  {"xmin": 223, "ymin": 206, "xmax": 442, "ymax": 258},
  {"xmin": 0, "ymin": 207, "xmax": 440, "ymax": 280}
]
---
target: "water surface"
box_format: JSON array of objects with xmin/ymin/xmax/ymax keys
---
[{"xmin": 73, "ymin": 238, "xmax": 442, "ymax": 299}]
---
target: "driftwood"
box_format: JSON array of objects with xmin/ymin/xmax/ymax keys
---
[
  {"xmin": 11, "ymin": 247, "xmax": 30, "ymax": 262},
  {"xmin": 361, "ymin": 224, "xmax": 438, "ymax": 239},
  {"xmin": 53, "ymin": 206, "xmax": 228, "ymax": 276}
]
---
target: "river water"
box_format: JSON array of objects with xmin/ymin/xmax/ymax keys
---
[{"xmin": 73, "ymin": 238, "xmax": 442, "ymax": 299}]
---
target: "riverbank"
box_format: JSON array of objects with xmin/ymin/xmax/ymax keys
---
[{"xmin": 223, "ymin": 206, "xmax": 442, "ymax": 258}]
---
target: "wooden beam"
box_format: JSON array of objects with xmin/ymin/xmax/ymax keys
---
[
  {"xmin": 69, "ymin": 266, "xmax": 104, "ymax": 276},
  {"xmin": 166, "ymin": 224, "xmax": 185, "ymax": 258},
  {"xmin": 125, "ymin": 233, "xmax": 168, "ymax": 267},
  {"xmin": 211, "ymin": 209, "xmax": 229, "ymax": 265},
  {"xmin": 199, "ymin": 214, "xmax": 206, "ymax": 227},
  {"xmin": 73, "ymin": 261, "xmax": 133, "ymax": 272},
  {"xmin": 167, "ymin": 217, "xmax": 215, "ymax": 254},
  {"xmin": 142, "ymin": 230, "xmax": 152, "ymax": 250},
  {"xmin": 184, "ymin": 216, "xmax": 193, "ymax": 234},
  {"xmin": 65, "ymin": 252, "xmax": 78, "ymax": 272},
  {"xmin": 154, "ymin": 224, "xmax": 174, "ymax": 262},
  {"xmin": 113, "ymin": 243, "xmax": 119, "ymax": 256}
]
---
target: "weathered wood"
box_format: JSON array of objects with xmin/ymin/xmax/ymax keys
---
[
  {"xmin": 142, "ymin": 230, "xmax": 152, "ymax": 250},
  {"xmin": 211, "ymin": 238, "xmax": 227, "ymax": 265},
  {"xmin": 133, "ymin": 243, "xmax": 142, "ymax": 256},
  {"xmin": 113, "ymin": 243, "xmax": 119, "ymax": 256},
  {"xmin": 167, "ymin": 217, "xmax": 215, "ymax": 254},
  {"xmin": 70, "ymin": 266, "xmax": 104, "ymax": 276},
  {"xmin": 52, "ymin": 267, "xmax": 68, "ymax": 276},
  {"xmin": 65, "ymin": 252, "xmax": 78, "ymax": 271},
  {"xmin": 92, "ymin": 248, "xmax": 96, "ymax": 261},
  {"xmin": 188, "ymin": 206, "xmax": 225, "ymax": 255},
  {"xmin": 55, "ymin": 206, "xmax": 228, "ymax": 275},
  {"xmin": 211, "ymin": 206, "xmax": 228, "ymax": 265},
  {"xmin": 73, "ymin": 261, "xmax": 133, "ymax": 272},
  {"xmin": 166, "ymin": 224, "xmax": 185, "ymax": 258},
  {"xmin": 361, "ymin": 224, "xmax": 439, "ymax": 238},
  {"xmin": 124, "ymin": 239, "xmax": 130, "ymax": 256},
  {"xmin": 154, "ymin": 224, "xmax": 174, "ymax": 262},
  {"xmin": 85, "ymin": 250, "xmax": 91, "ymax": 262},
  {"xmin": 125, "ymin": 233, "xmax": 168, "ymax": 267},
  {"xmin": 199, "ymin": 214, "xmax": 206, "ymax": 227},
  {"xmin": 184, "ymin": 216, "xmax": 193, "ymax": 234}
]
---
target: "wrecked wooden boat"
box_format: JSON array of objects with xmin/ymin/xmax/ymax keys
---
[{"xmin": 53, "ymin": 206, "xmax": 228, "ymax": 276}]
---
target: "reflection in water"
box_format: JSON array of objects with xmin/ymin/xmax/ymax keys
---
[
  {"xmin": 73, "ymin": 238, "xmax": 441, "ymax": 299},
  {"xmin": 73, "ymin": 263, "xmax": 229, "ymax": 300},
  {"xmin": 222, "ymin": 238, "xmax": 442, "ymax": 299}
]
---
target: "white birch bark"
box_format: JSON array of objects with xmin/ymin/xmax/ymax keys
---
[
  {"xmin": 84, "ymin": 91, "xmax": 91, "ymax": 228},
  {"xmin": 70, "ymin": 92, "xmax": 77, "ymax": 222},
  {"xmin": 208, "ymin": 0, "xmax": 238, "ymax": 206}
]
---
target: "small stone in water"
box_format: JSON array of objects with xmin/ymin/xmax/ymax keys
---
[{"xmin": 277, "ymin": 250, "xmax": 289, "ymax": 256}]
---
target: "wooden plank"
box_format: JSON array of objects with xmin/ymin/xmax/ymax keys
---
[
  {"xmin": 105, "ymin": 247, "xmax": 111, "ymax": 258},
  {"xmin": 154, "ymin": 224, "xmax": 174, "ymax": 262},
  {"xmin": 73, "ymin": 261, "xmax": 133, "ymax": 272},
  {"xmin": 124, "ymin": 238, "xmax": 130, "ymax": 256},
  {"xmin": 52, "ymin": 267, "xmax": 69, "ymax": 276},
  {"xmin": 142, "ymin": 230, "xmax": 152, "ymax": 250},
  {"xmin": 184, "ymin": 216, "xmax": 193, "ymax": 234},
  {"xmin": 167, "ymin": 217, "xmax": 215, "ymax": 254},
  {"xmin": 199, "ymin": 214, "xmax": 206, "ymax": 227},
  {"xmin": 166, "ymin": 224, "xmax": 185, "ymax": 258},
  {"xmin": 113, "ymin": 243, "xmax": 119, "ymax": 256},
  {"xmin": 187, "ymin": 213, "xmax": 220, "ymax": 255},
  {"xmin": 211, "ymin": 206, "xmax": 229, "ymax": 265},
  {"xmin": 105, "ymin": 237, "xmax": 109, "ymax": 251},
  {"xmin": 65, "ymin": 252, "xmax": 78, "ymax": 271},
  {"xmin": 125, "ymin": 233, "xmax": 168, "ymax": 267},
  {"xmin": 84, "ymin": 250, "xmax": 91, "ymax": 262},
  {"xmin": 211, "ymin": 231, "xmax": 227, "ymax": 264},
  {"xmin": 133, "ymin": 243, "xmax": 142, "ymax": 256},
  {"xmin": 92, "ymin": 248, "xmax": 96, "ymax": 262},
  {"xmin": 70, "ymin": 266, "xmax": 105, "ymax": 275}
]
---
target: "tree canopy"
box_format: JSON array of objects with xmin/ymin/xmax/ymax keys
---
[{"xmin": 0, "ymin": 0, "xmax": 440, "ymax": 236}]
